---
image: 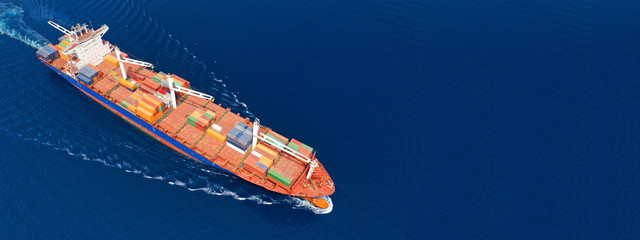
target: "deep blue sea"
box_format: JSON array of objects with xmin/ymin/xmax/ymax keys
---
[{"xmin": 0, "ymin": 0, "xmax": 639, "ymax": 239}]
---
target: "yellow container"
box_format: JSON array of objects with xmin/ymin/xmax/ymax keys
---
[
  {"xmin": 59, "ymin": 51, "xmax": 71, "ymax": 60},
  {"xmin": 191, "ymin": 109, "xmax": 204, "ymax": 119},
  {"xmin": 119, "ymin": 78, "xmax": 135, "ymax": 90},
  {"xmin": 256, "ymin": 143, "xmax": 277, "ymax": 158},
  {"xmin": 104, "ymin": 55, "xmax": 119, "ymax": 66},
  {"xmin": 207, "ymin": 129, "xmax": 226, "ymax": 142},
  {"xmin": 258, "ymin": 156, "xmax": 273, "ymax": 168}
]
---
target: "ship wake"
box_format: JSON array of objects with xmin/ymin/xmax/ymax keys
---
[
  {"xmin": 0, "ymin": 3, "xmax": 50, "ymax": 49},
  {"xmin": 16, "ymin": 129, "xmax": 331, "ymax": 214}
]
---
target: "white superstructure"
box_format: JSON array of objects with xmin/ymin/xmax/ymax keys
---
[{"xmin": 48, "ymin": 21, "xmax": 111, "ymax": 69}]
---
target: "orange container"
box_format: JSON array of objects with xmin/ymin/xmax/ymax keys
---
[
  {"xmin": 126, "ymin": 104, "xmax": 136, "ymax": 112},
  {"xmin": 136, "ymin": 107, "xmax": 154, "ymax": 121},
  {"xmin": 144, "ymin": 94, "xmax": 163, "ymax": 106},
  {"xmin": 138, "ymin": 100, "xmax": 157, "ymax": 113}
]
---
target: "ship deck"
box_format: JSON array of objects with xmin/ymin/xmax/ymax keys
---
[{"xmin": 42, "ymin": 42, "xmax": 334, "ymax": 198}]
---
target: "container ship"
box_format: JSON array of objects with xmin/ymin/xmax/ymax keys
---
[{"xmin": 36, "ymin": 21, "xmax": 334, "ymax": 208}]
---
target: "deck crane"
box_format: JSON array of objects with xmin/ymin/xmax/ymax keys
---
[
  {"xmin": 164, "ymin": 75, "xmax": 214, "ymax": 109},
  {"xmin": 113, "ymin": 49, "xmax": 213, "ymax": 109},
  {"xmin": 47, "ymin": 21, "xmax": 75, "ymax": 42},
  {"xmin": 115, "ymin": 47, "xmax": 153, "ymax": 81}
]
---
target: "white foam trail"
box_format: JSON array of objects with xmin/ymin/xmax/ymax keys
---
[{"xmin": 0, "ymin": 3, "xmax": 50, "ymax": 49}]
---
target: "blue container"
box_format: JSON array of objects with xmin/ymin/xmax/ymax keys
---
[
  {"xmin": 227, "ymin": 139, "xmax": 250, "ymax": 151},
  {"xmin": 77, "ymin": 74, "xmax": 94, "ymax": 85},
  {"xmin": 238, "ymin": 133, "xmax": 252, "ymax": 143},
  {"xmin": 257, "ymin": 162, "xmax": 268, "ymax": 170},
  {"xmin": 227, "ymin": 129, "xmax": 241, "ymax": 140},
  {"xmin": 36, "ymin": 46, "xmax": 59, "ymax": 61},
  {"xmin": 78, "ymin": 66, "xmax": 99, "ymax": 79}
]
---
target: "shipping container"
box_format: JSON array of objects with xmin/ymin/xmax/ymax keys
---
[
  {"xmin": 298, "ymin": 147, "xmax": 312, "ymax": 158},
  {"xmin": 265, "ymin": 133, "xmax": 287, "ymax": 147},
  {"xmin": 195, "ymin": 134, "xmax": 224, "ymax": 158},
  {"xmin": 126, "ymin": 103, "xmax": 136, "ymax": 112},
  {"xmin": 104, "ymin": 54, "xmax": 118, "ymax": 66},
  {"xmin": 94, "ymin": 76, "xmax": 119, "ymax": 95},
  {"xmin": 211, "ymin": 124, "xmax": 222, "ymax": 133},
  {"xmin": 301, "ymin": 144, "xmax": 313, "ymax": 152},
  {"xmin": 217, "ymin": 145, "xmax": 245, "ymax": 168},
  {"xmin": 176, "ymin": 124, "xmax": 205, "ymax": 147},
  {"xmin": 78, "ymin": 65, "xmax": 99, "ymax": 79},
  {"xmin": 36, "ymin": 45, "xmax": 59, "ymax": 61},
  {"xmin": 108, "ymin": 86, "xmax": 132, "ymax": 103},
  {"xmin": 266, "ymin": 130, "xmax": 289, "ymax": 144},
  {"xmin": 128, "ymin": 71, "xmax": 145, "ymax": 81},
  {"xmin": 207, "ymin": 128, "xmax": 226, "ymax": 142},
  {"xmin": 267, "ymin": 169, "xmax": 292, "ymax": 187},
  {"xmin": 243, "ymin": 154, "xmax": 267, "ymax": 175},
  {"xmin": 258, "ymin": 156, "xmax": 274, "ymax": 169},
  {"xmin": 158, "ymin": 114, "xmax": 187, "ymax": 136},
  {"xmin": 287, "ymin": 142, "xmax": 301, "ymax": 151},
  {"xmin": 256, "ymin": 143, "xmax": 278, "ymax": 159},
  {"xmin": 77, "ymin": 74, "xmax": 94, "ymax": 85}
]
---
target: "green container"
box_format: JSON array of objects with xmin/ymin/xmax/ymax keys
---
[
  {"xmin": 266, "ymin": 133, "xmax": 286, "ymax": 147},
  {"xmin": 204, "ymin": 112, "xmax": 214, "ymax": 119},
  {"xmin": 301, "ymin": 144, "xmax": 313, "ymax": 152},
  {"xmin": 287, "ymin": 142, "xmax": 301, "ymax": 151},
  {"xmin": 268, "ymin": 169, "xmax": 291, "ymax": 186},
  {"xmin": 187, "ymin": 116, "xmax": 197, "ymax": 127},
  {"xmin": 152, "ymin": 76, "xmax": 162, "ymax": 83},
  {"xmin": 121, "ymin": 101, "xmax": 130, "ymax": 108}
]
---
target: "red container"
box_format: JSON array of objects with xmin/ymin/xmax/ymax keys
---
[
  {"xmin": 109, "ymin": 86, "xmax": 132, "ymax": 103},
  {"xmin": 158, "ymin": 114, "xmax": 187, "ymax": 136},
  {"xmin": 195, "ymin": 135, "xmax": 224, "ymax": 158},
  {"xmin": 139, "ymin": 68, "xmax": 156, "ymax": 78},
  {"xmin": 205, "ymin": 102, "xmax": 228, "ymax": 116},
  {"xmin": 195, "ymin": 119, "xmax": 207, "ymax": 131},
  {"xmin": 176, "ymin": 124, "xmax": 205, "ymax": 147},
  {"xmin": 290, "ymin": 138, "xmax": 302, "ymax": 146},
  {"xmin": 218, "ymin": 145, "xmax": 245, "ymax": 168},
  {"xmin": 142, "ymin": 78, "xmax": 161, "ymax": 91},
  {"xmin": 215, "ymin": 112, "xmax": 245, "ymax": 136},
  {"xmin": 158, "ymin": 89, "xmax": 167, "ymax": 94},
  {"xmin": 129, "ymin": 71, "xmax": 145, "ymax": 81},
  {"xmin": 243, "ymin": 154, "xmax": 267, "ymax": 175},
  {"xmin": 298, "ymin": 147, "xmax": 312, "ymax": 158},
  {"xmin": 140, "ymin": 85, "xmax": 155, "ymax": 94}
]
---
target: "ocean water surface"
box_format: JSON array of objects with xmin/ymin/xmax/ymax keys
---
[{"xmin": 0, "ymin": 0, "xmax": 639, "ymax": 239}]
